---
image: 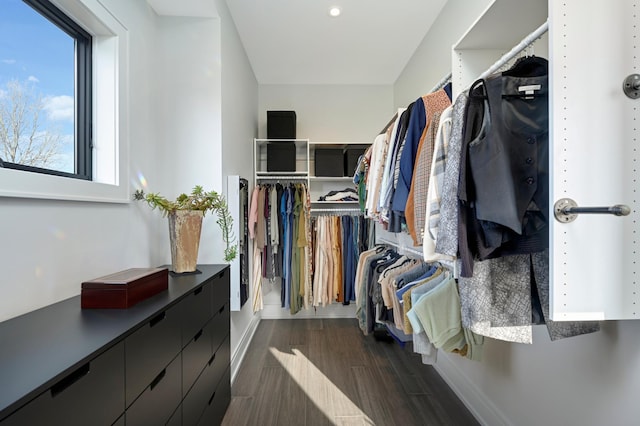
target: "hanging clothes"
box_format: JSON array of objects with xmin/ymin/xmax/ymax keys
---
[
  {"xmin": 249, "ymin": 186, "xmax": 263, "ymax": 314},
  {"xmin": 360, "ymin": 59, "xmax": 600, "ymax": 346},
  {"xmin": 239, "ymin": 178, "xmax": 249, "ymax": 307},
  {"xmin": 454, "ymin": 57, "xmax": 599, "ymax": 342},
  {"xmin": 309, "ymin": 213, "xmax": 368, "ymax": 307},
  {"xmin": 251, "ymin": 180, "xmax": 369, "ymax": 315},
  {"xmin": 404, "ymin": 89, "xmax": 452, "ymax": 245},
  {"xmin": 354, "ymin": 246, "xmax": 483, "ymax": 363},
  {"xmin": 422, "ymin": 105, "xmax": 454, "ymax": 266}
]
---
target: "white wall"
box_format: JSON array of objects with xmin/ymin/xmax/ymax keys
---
[
  {"xmin": 215, "ymin": 0, "xmax": 261, "ymax": 380},
  {"xmin": 0, "ymin": 0, "xmax": 158, "ymax": 323},
  {"xmin": 393, "ymin": 0, "xmax": 492, "ymax": 108},
  {"xmin": 395, "ymin": 1, "xmax": 640, "ymax": 425},
  {"xmin": 258, "ymin": 84, "xmax": 393, "ymax": 141},
  {"xmin": 154, "ymin": 15, "xmax": 225, "ymax": 265},
  {"xmin": 0, "ymin": 0, "xmax": 230, "ymax": 321}
]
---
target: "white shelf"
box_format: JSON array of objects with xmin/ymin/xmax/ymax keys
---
[
  {"xmin": 308, "ymin": 176, "xmax": 353, "ymax": 181},
  {"xmin": 451, "ymin": 0, "xmax": 548, "ymax": 97},
  {"xmin": 254, "ymin": 138, "xmax": 369, "ymax": 213},
  {"xmin": 311, "ymin": 200, "xmax": 359, "ymax": 204},
  {"xmin": 255, "ymin": 138, "xmax": 309, "ymax": 142},
  {"xmin": 256, "ymin": 172, "xmax": 308, "ymax": 176},
  {"xmin": 454, "ymin": 0, "xmax": 547, "ymax": 50},
  {"xmin": 308, "ymin": 141, "xmax": 370, "ymax": 148},
  {"xmin": 254, "ymin": 138, "xmax": 309, "ymax": 176}
]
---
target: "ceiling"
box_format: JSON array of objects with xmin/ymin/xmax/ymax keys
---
[{"xmin": 224, "ymin": 0, "xmax": 449, "ymax": 85}]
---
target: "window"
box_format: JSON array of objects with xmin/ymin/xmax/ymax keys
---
[
  {"xmin": 0, "ymin": 0, "xmax": 129, "ymax": 203},
  {"xmin": 0, "ymin": 0, "xmax": 92, "ymax": 180}
]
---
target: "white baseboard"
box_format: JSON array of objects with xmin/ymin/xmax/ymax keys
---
[
  {"xmin": 230, "ymin": 314, "xmax": 261, "ymax": 385},
  {"xmin": 433, "ymin": 352, "xmax": 512, "ymax": 426},
  {"xmin": 260, "ymin": 303, "xmax": 357, "ymax": 319}
]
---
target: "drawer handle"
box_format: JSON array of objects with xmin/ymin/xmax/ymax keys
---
[
  {"xmin": 194, "ymin": 287, "xmax": 203, "ymax": 296},
  {"xmin": 150, "ymin": 368, "xmax": 166, "ymax": 391},
  {"xmin": 208, "ymin": 391, "xmax": 216, "ymax": 406},
  {"xmin": 193, "ymin": 329, "xmax": 204, "ymax": 342},
  {"xmin": 218, "ymin": 270, "xmax": 226, "ymax": 279},
  {"xmin": 51, "ymin": 363, "xmax": 90, "ymax": 397},
  {"xmin": 208, "ymin": 353, "xmax": 216, "ymax": 366},
  {"xmin": 218, "ymin": 305, "xmax": 225, "ymax": 314},
  {"xmin": 149, "ymin": 311, "xmax": 166, "ymax": 328}
]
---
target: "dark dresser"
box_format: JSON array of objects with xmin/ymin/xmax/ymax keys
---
[{"xmin": 0, "ymin": 264, "xmax": 230, "ymax": 425}]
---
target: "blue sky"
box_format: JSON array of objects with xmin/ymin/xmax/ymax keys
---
[{"xmin": 0, "ymin": 0, "xmax": 75, "ymax": 171}]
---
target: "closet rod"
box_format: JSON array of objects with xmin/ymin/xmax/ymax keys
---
[
  {"xmin": 478, "ymin": 20, "xmax": 549, "ymax": 81},
  {"xmin": 378, "ymin": 107, "xmax": 407, "ymax": 136},
  {"xmin": 377, "ymin": 237, "xmax": 423, "ymax": 257},
  {"xmin": 378, "ymin": 113, "xmax": 398, "ymax": 135},
  {"xmin": 311, "ymin": 208, "xmax": 362, "ymax": 214},
  {"xmin": 256, "ymin": 175, "xmax": 308, "ymax": 181},
  {"xmin": 429, "ymin": 72, "xmax": 452, "ymax": 93}
]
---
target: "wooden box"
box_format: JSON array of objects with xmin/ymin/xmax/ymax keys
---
[{"xmin": 81, "ymin": 267, "xmax": 169, "ymax": 309}]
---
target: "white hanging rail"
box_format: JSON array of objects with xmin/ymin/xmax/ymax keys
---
[
  {"xmin": 311, "ymin": 208, "xmax": 362, "ymax": 215},
  {"xmin": 377, "ymin": 237, "xmax": 424, "ymax": 257},
  {"xmin": 256, "ymin": 175, "xmax": 308, "ymax": 181},
  {"xmin": 478, "ymin": 20, "xmax": 549, "ymax": 81},
  {"xmin": 429, "ymin": 72, "xmax": 452, "ymax": 93},
  {"xmin": 378, "ymin": 107, "xmax": 407, "ymax": 136}
]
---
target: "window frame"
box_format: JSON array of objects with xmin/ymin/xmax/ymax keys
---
[
  {"xmin": 1, "ymin": 0, "xmax": 93, "ymax": 180},
  {"xmin": 0, "ymin": 0, "xmax": 130, "ymax": 203}
]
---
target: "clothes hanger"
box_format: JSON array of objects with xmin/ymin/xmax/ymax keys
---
[{"xmin": 502, "ymin": 55, "xmax": 547, "ymax": 77}]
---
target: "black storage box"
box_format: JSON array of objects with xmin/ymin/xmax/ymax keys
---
[
  {"xmin": 315, "ymin": 148, "xmax": 344, "ymax": 177},
  {"xmin": 267, "ymin": 111, "xmax": 297, "ymax": 139},
  {"xmin": 267, "ymin": 142, "xmax": 296, "ymax": 172},
  {"xmin": 344, "ymin": 146, "xmax": 368, "ymax": 176}
]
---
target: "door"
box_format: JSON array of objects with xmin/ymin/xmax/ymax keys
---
[{"xmin": 550, "ymin": 0, "xmax": 640, "ymax": 320}]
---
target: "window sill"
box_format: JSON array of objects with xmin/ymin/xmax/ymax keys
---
[{"xmin": 0, "ymin": 167, "xmax": 129, "ymax": 203}]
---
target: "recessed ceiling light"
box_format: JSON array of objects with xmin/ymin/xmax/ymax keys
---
[{"xmin": 329, "ymin": 7, "xmax": 341, "ymax": 17}]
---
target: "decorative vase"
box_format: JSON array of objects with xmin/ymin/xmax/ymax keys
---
[{"xmin": 168, "ymin": 210, "xmax": 204, "ymax": 273}]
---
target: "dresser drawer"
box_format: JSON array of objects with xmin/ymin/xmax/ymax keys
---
[
  {"xmin": 211, "ymin": 269, "xmax": 229, "ymax": 314},
  {"xmin": 1, "ymin": 342, "xmax": 125, "ymax": 426},
  {"xmin": 210, "ymin": 302, "xmax": 229, "ymax": 353},
  {"xmin": 182, "ymin": 334, "xmax": 229, "ymax": 426},
  {"xmin": 182, "ymin": 320, "xmax": 213, "ymax": 395},
  {"xmin": 125, "ymin": 354, "xmax": 181, "ymax": 426},
  {"xmin": 196, "ymin": 366, "xmax": 231, "ymax": 426},
  {"xmin": 166, "ymin": 405, "xmax": 181, "ymax": 426},
  {"xmin": 124, "ymin": 303, "xmax": 181, "ymax": 407},
  {"xmin": 112, "ymin": 414, "xmax": 125, "ymax": 426},
  {"xmin": 181, "ymin": 283, "xmax": 212, "ymax": 348}
]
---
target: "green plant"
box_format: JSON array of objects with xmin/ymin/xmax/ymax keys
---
[{"xmin": 134, "ymin": 185, "xmax": 237, "ymax": 262}]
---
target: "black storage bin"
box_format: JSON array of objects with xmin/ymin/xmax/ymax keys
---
[
  {"xmin": 267, "ymin": 111, "xmax": 297, "ymax": 139},
  {"xmin": 344, "ymin": 146, "xmax": 367, "ymax": 176},
  {"xmin": 267, "ymin": 142, "xmax": 296, "ymax": 172},
  {"xmin": 315, "ymin": 149, "xmax": 344, "ymax": 177}
]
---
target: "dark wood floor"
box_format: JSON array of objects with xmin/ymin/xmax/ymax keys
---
[{"xmin": 222, "ymin": 319, "xmax": 479, "ymax": 426}]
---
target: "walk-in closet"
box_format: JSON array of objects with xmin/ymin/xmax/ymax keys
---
[{"xmin": 1, "ymin": 0, "xmax": 638, "ymax": 425}]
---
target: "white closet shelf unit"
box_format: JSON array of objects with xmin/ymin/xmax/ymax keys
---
[
  {"xmin": 254, "ymin": 138, "xmax": 310, "ymax": 182},
  {"xmin": 308, "ymin": 176, "xmax": 354, "ymax": 182},
  {"xmin": 373, "ymin": 0, "xmax": 549, "ymax": 260},
  {"xmin": 253, "ymin": 138, "xmax": 370, "ymax": 213},
  {"xmin": 452, "ymin": 0, "xmax": 548, "ymax": 98}
]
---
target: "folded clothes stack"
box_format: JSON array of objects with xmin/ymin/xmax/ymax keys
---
[{"xmin": 318, "ymin": 188, "xmax": 359, "ymax": 202}]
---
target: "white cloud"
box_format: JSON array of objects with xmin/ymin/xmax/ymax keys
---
[
  {"xmin": 43, "ymin": 95, "xmax": 74, "ymax": 122},
  {"xmin": 50, "ymin": 134, "xmax": 75, "ymax": 173},
  {"xmin": 27, "ymin": 76, "xmax": 39, "ymax": 83},
  {"xmin": 1, "ymin": 59, "xmax": 16, "ymax": 65}
]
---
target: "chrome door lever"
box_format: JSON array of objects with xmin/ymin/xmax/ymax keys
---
[{"xmin": 554, "ymin": 198, "xmax": 631, "ymax": 223}]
